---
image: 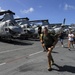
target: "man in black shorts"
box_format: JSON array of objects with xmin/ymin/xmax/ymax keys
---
[{"xmin": 40, "ymin": 27, "xmax": 58, "ymax": 71}]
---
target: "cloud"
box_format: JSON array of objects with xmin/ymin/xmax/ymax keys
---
[
  {"xmin": 20, "ymin": 7, "xmax": 34, "ymax": 14},
  {"xmin": 64, "ymin": 4, "xmax": 75, "ymax": 10},
  {"xmin": 0, "ymin": 7, "xmax": 5, "ymax": 11},
  {"xmin": 0, "ymin": 7, "xmax": 5, "ymax": 18}
]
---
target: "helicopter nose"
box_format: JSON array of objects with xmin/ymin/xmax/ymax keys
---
[
  {"xmin": 9, "ymin": 26, "xmax": 22, "ymax": 33},
  {"xmin": 8, "ymin": 26, "xmax": 23, "ymax": 37},
  {"xmin": 30, "ymin": 29, "xmax": 35, "ymax": 33}
]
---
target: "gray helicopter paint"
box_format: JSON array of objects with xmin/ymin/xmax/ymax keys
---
[{"xmin": 0, "ymin": 10, "xmax": 23, "ymax": 38}]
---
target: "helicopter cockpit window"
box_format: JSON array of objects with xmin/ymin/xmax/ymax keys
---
[
  {"xmin": 20, "ymin": 22, "xmax": 25, "ymax": 25},
  {"xmin": 9, "ymin": 22, "xmax": 14, "ymax": 26},
  {"xmin": 9, "ymin": 21, "xmax": 17, "ymax": 26},
  {"xmin": 27, "ymin": 25, "xmax": 30, "ymax": 28}
]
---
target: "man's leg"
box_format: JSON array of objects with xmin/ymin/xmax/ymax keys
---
[
  {"xmin": 42, "ymin": 43, "xmax": 47, "ymax": 52},
  {"xmin": 47, "ymin": 48, "xmax": 52, "ymax": 71},
  {"xmin": 51, "ymin": 54, "xmax": 54, "ymax": 65}
]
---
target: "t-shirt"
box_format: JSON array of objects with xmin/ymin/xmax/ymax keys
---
[
  {"xmin": 68, "ymin": 33, "xmax": 74, "ymax": 41},
  {"xmin": 42, "ymin": 33, "xmax": 55, "ymax": 46}
]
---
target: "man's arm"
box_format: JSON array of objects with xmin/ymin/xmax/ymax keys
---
[{"xmin": 51, "ymin": 34, "xmax": 59, "ymax": 49}]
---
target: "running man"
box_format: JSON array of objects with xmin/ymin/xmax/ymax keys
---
[{"xmin": 40, "ymin": 27, "xmax": 58, "ymax": 71}]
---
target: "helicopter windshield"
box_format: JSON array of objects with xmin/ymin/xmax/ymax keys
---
[{"xmin": 9, "ymin": 21, "xmax": 17, "ymax": 26}]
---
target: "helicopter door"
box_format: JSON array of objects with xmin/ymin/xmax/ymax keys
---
[{"xmin": 4, "ymin": 22, "xmax": 9, "ymax": 33}]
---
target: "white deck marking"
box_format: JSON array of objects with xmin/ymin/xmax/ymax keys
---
[
  {"xmin": 29, "ymin": 51, "xmax": 43, "ymax": 56},
  {"xmin": 0, "ymin": 63, "xmax": 6, "ymax": 66},
  {"xmin": 0, "ymin": 43, "xmax": 68, "ymax": 66}
]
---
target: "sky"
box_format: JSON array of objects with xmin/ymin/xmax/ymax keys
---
[{"xmin": 0, "ymin": 0, "xmax": 75, "ymax": 25}]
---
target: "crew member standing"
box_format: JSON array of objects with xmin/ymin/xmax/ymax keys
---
[
  {"xmin": 68, "ymin": 31, "xmax": 74, "ymax": 50},
  {"xmin": 59, "ymin": 32, "xmax": 64, "ymax": 47},
  {"xmin": 38, "ymin": 26, "xmax": 42, "ymax": 37}
]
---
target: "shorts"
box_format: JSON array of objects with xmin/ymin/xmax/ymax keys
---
[
  {"xmin": 60, "ymin": 39, "xmax": 63, "ymax": 42},
  {"xmin": 41, "ymin": 41, "xmax": 44, "ymax": 44},
  {"xmin": 68, "ymin": 39, "xmax": 73, "ymax": 42},
  {"xmin": 45, "ymin": 45, "xmax": 53, "ymax": 50}
]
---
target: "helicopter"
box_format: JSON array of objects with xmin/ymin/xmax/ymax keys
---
[
  {"xmin": 29, "ymin": 19, "xmax": 49, "ymax": 38},
  {"xmin": 29, "ymin": 20, "xmax": 65, "ymax": 38},
  {"xmin": 48, "ymin": 24, "xmax": 64, "ymax": 34},
  {"xmin": 15, "ymin": 17, "xmax": 35, "ymax": 39},
  {"xmin": 29, "ymin": 19, "xmax": 65, "ymax": 34},
  {"xmin": 0, "ymin": 10, "xmax": 23, "ymax": 40}
]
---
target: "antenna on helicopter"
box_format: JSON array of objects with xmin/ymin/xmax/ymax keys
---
[
  {"xmin": 63, "ymin": 18, "xmax": 66, "ymax": 25},
  {"xmin": 61, "ymin": 18, "xmax": 66, "ymax": 27}
]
